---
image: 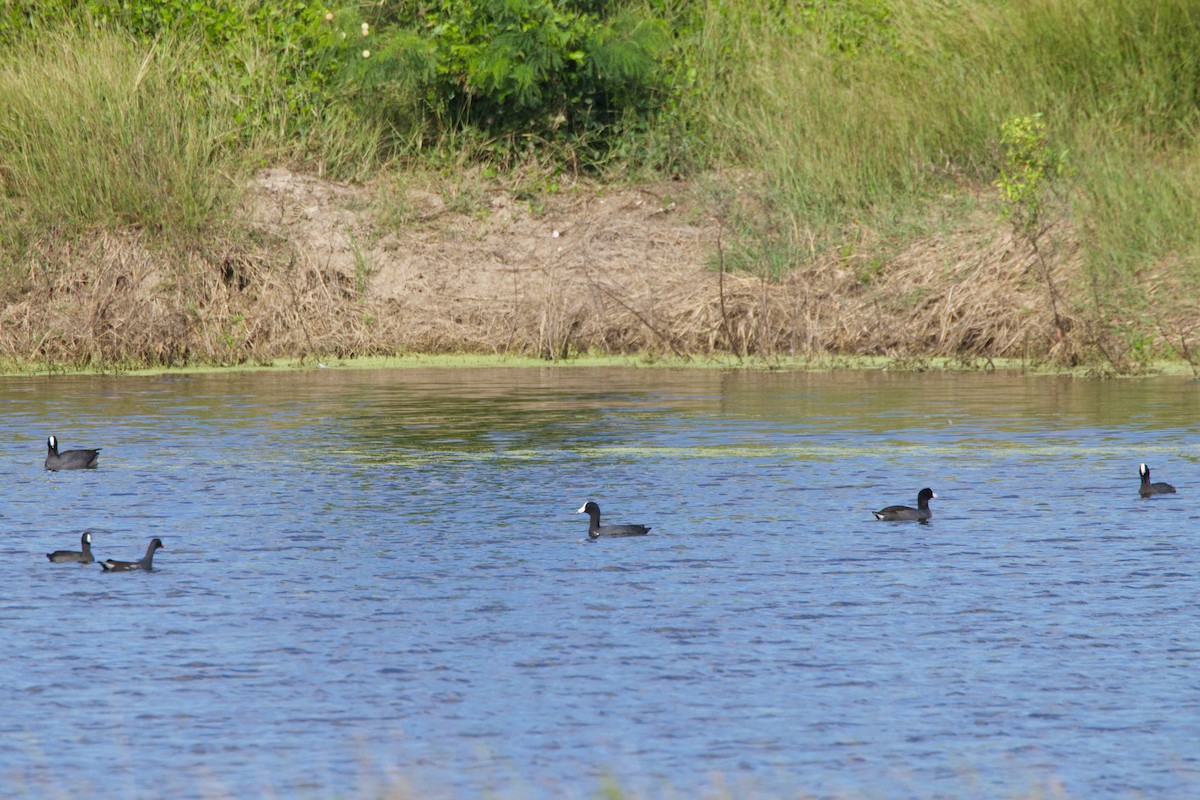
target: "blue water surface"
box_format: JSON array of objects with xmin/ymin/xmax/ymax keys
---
[{"xmin": 0, "ymin": 367, "xmax": 1197, "ymax": 799}]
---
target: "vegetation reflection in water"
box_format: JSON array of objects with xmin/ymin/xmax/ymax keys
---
[{"xmin": 352, "ymin": 440, "xmax": 1157, "ymax": 469}]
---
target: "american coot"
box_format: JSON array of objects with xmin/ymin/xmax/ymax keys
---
[
  {"xmin": 47, "ymin": 531, "xmax": 95, "ymax": 564},
  {"xmin": 1139, "ymin": 463, "xmax": 1176, "ymax": 497},
  {"xmin": 45, "ymin": 435, "xmax": 101, "ymax": 471},
  {"xmin": 873, "ymin": 488, "xmax": 937, "ymax": 521},
  {"xmin": 100, "ymin": 538, "xmax": 165, "ymax": 572},
  {"xmin": 577, "ymin": 501, "xmax": 651, "ymax": 538}
]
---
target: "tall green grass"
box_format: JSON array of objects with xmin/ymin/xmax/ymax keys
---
[
  {"xmin": 0, "ymin": 29, "xmax": 242, "ymax": 253},
  {"xmin": 684, "ymin": 0, "xmax": 1200, "ymax": 298},
  {"xmin": 0, "ymin": 20, "xmax": 389, "ymax": 264}
]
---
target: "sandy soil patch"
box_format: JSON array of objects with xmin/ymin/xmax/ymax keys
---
[{"xmin": 246, "ymin": 168, "xmax": 1069, "ymax": 360}]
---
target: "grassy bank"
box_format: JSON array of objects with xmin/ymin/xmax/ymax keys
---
[
  {"xmin": 683, "ymin": 0, "xmax": 1200, "ymax": 364},
  {"xmin": 1, "ymin": 1, "xmax": 1198, "ymax": 373}
]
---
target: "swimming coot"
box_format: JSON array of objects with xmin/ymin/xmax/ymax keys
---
[
  {"xmin": 47, "ymin": 531, "xmax": 95, "ymax": 564},
  {"xmin": 577, "ymin": 501, "xmax": 651, "ymax": 538},
  {"xmin": 1139, "ymin": 463, "xmax": 1176, "ymax": 497},
  {"xmin": 45, "ymin": 435, "xmax": 101, "ymax": 471},
  {"xmin": 100, "ymin": 538, "xmax": 165, "ymax": 572},
  {"xmin": 873, "ymin": 488, "xmax": 936, "ymax": 521}
]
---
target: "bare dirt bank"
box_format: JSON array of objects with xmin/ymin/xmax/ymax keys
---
[{"xmin": 0, "ymin": 168, "xmax": 1179, "ymax": 372}]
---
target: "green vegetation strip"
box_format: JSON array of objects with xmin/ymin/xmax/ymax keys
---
[
  {"xmin": 3, "ymin": 352, "xmax": 1197, "ymax": 378},
  {"xmin": 355, "ymin": 441, "xmax": 1123, "ymax": 468},
  {"xmin": 3, "ymin": 1, "xmax": 1200, "ymax": 370}
]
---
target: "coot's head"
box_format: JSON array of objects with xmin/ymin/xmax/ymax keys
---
[
  {"xmin": 1139, "ymin": 463, "xmax": 1149, "ymax": 477},
  {"xmin": 918, "ymin": 488, "xmax": 937, "ymax": 504},
  {"xmin": 577, "ymin": 502, "xmax": 600, "ymax": 516},
  {"xmin": 47, "ymin": 435, "xmax": 58, "ymax": 451}
]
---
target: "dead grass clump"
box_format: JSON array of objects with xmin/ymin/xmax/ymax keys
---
[{"xmin": 0, "ymin": 229, "xmax": 380, "ymax": 368}]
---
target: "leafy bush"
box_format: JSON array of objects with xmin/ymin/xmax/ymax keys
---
[
  {"xmin": 376, "ymin": 0, "xmax": 671, "ymax": 155},
  {"xmin": 995, "ymin": 113, "xmax": 1069, "ymax": 241},
  {"xmin": 88, "ymin": 0, "xmax": 251, "ymax": 45},
  {"xmin": 995, "ymin": 112, "xmax": 1070, "ymax": 336}
]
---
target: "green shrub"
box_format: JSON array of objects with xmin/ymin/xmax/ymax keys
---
[
  {"xmin": 87, "ymin": 0, "xmax": 250, "ymax": 46},
  {"xmin": 306, "ymin": 9, "xmax": 435, "ymax": 150},
  {"xmin": 375, "ymin": 0, "xmax": 671, "ymax": 160},
  {"xmin": 995, "ymin": 112, "xmax": 1070, "ymax": 336},
  {"xmin": 995, "ymin": 113, "xmax": 1069, "ymax": 241}
]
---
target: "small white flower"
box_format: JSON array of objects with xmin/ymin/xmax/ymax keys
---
[
  {"xmin": 324, "ymin": 11, "xmax": 334, "ymax": 21},
  {"xmin": 362, "ymin": 49, "xmax": 371, "ymax": 59},
  {"xmin": 361, "ymin": 22, "xmax": 370, "ymax": 36}
]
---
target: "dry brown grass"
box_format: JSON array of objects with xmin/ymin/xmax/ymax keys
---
[{"xmin": 0, "ymin": 169, "xmax": 1193, "ymax": 371}]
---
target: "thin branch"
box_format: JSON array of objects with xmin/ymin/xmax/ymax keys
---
[{"xmin": 581, "ymin": 268, "xmax": 685, "ymax": 359}]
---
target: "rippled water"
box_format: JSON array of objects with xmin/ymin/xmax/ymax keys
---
[{"xmin": 1, "ymin": 367, "xmax": 1197, "ymax": 799}]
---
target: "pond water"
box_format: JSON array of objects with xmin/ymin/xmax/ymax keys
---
[{"xmin": 1, "ymin": 366, "xmax": 1197, "ymax": 799}]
